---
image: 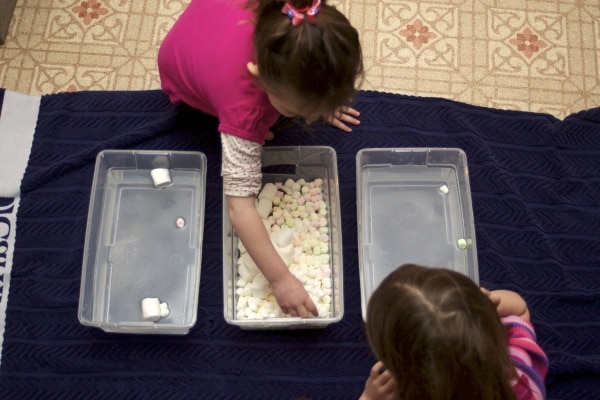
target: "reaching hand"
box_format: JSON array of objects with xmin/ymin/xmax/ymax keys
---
[
  {"xmin": 359, "ymin": 361, "xmax": 397, "ymax": 400},
  {"xmin": 326, "ymin": 106, "xmax": 360, "ymax": 132},
  {"xmin": 271, "ymin": 272, "xmax": 318, "ymax": 318},
  {"xmin": 481, "ymin": 288, "xmax": 530, "ymax": 321}
]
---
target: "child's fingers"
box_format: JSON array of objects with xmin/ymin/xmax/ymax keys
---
[
  {"xmin": 338, "ymin": 106, "xmax": 360, "ymax": 117},
  {"xmin": 481, "ymin": 287, "xmax": 500, "ymax": 305},
  {"xmin": 339, "ymin": 113, "xmax": 360, "ymax": 126},
  {"xmin": 380, "ymin": 370, "xmax": 396, "ymax": 394},
  {"xmin": 325, "ymin": 107, "xmax": 360, "ymax": 131},
  {"xmin": 325, "ymin": 116, "xmax": 352, "ymax": 132},
  {"xmin": 370, "ymin": 361, "xmax": 385, "ymax": 377},
  {"xmin": 368, "ymin": 362, "xmax": 396, "ymax": 396},
  {"xmin": 335, "ymin": 107, "xmax": 360, "ymax": 126},
  {"xmin": 305, "ymin": 296, "xmax": 318, "ymax": 317},
  {"xmin": 288, "ymin": 299, "xmax": 318, "ymax": 318}
]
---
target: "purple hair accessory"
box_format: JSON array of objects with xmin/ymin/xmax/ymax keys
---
[{"xmin": 281, "ymin": 0, "xmax": 321, "ymax": 27}]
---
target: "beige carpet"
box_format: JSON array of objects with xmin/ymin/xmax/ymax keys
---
[{"xmin": 1, "ymin": 0, "xmax": 599, "ymax": 119}]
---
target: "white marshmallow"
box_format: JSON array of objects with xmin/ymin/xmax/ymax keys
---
[
  {"xmin": 271, "ymin": 228, "xmax": 293, "ymax": 248},
  {"xmin": 237, "ymin": 239, "xmax": 247, "ymax": 254},
  {"xmin": 238, "ymin": 261, "xmax": 258, "ymax": 282},
  {"xmin": 150, "ymin": 168, "xmax": 172, "ymax": 188},
  {"xmin": 250, "ymin": 273, "xmax": 270, "ymax": 299},
  {"xmin": 258, "ymin": 183, "xmax": 278, "ymax": 201},
  {"xmin": 160, "ymin": 303, "xmax": 170, "ymax": 318},
  {"xmin": 275, "ymin": 243, "xmax": 294, "ymax": 266},
  {"xmin": 237, "ymin": 296, "xmax": 248, "ymax": 311},
  {"xmin": 256, "ymin": 198, "xmax": 273, "ymax": 219},
  {"xmin": 239, "ymin": 253, "xmax": 260, "ymax": 274},
  {"xmin": 141, "ymin": 298, "xmax": 169, "ymax": 322},
  {"xmin": 317, "ymin": 304, "xmax": 330, "ymax": 318}
]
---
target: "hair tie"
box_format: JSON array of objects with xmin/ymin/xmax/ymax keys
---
[{"xmin": 281, "ymin": 0, "xmax": 321, "ymax": 27}]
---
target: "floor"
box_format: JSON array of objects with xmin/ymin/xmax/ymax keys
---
[{"xmin": 1, "ymin": 0, "xmax": 599, "ymax": 120}]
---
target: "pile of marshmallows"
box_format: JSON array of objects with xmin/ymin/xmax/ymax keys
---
[{"xmin": 235, "ymin": 178, "xmax": 334, "ymax": 319}]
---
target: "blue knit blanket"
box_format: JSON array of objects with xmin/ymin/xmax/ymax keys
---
[{"xmin": 0, "ymin": 88, "xmax": 598, "ymax": 399}]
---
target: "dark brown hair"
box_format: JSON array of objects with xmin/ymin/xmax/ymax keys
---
[
  {"xmin": 365, "ymin": 264, "xmax": 517, "ymax": 400},
  {"xmin": 248, "ymin": 0, "xmax": 363, "ymax": 117}
]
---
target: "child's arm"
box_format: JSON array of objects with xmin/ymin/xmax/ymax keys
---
[
  {"xmin": 359, "ymin": 361, "xmax": 396, "ymax": 400},
  {"xmin": 227, "ymin": 195, "xmax": 318, "ymax": 318},
  {"xmin": 481, "ymin": 288, "xmax": 530, "ymax": 321}
]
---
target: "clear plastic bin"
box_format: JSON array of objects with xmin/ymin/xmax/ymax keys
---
[
  {"xmin": 78, "ymin": 150, "xmax": 206, "ymax": 334},
  {"xmin": 223, "ymin": 146, "xmax": 344, "ymax": 329},
  {"xmin": 356, "ymin": 148, "xmax": 478, "ymax": 320}
]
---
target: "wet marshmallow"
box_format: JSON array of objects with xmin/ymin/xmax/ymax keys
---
[
  {"xmin": 150, "ymin": 168, "xmax": 172, "ymax": 188},
  {"xmin": 141, "ymin": 298, "xmax": 170, "ymax": 322}
]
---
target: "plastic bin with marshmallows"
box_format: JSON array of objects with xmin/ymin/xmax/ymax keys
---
[
  {"xmin": 78, "ymin": 150, "xmax": 207, "ymax": 334},
  {"xmin": 223, "ymin": 146, "xmax": 344, "ymax": 329},
  {"xmin": 356, "ymin": 148, "xmax": 479, "ymax": 320}
]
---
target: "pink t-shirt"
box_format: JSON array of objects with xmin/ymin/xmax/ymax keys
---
[{"xmin": 158, "ymin": 0, "xmax": 280, "ymax": 143}]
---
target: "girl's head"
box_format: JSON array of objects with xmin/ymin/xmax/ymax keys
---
[
  {"xmin": 248, "ymin": 0, "xmax": 363, "ymax": 122},
  {"xmin": 365, "ymin": 264, "xmax": 517, "ymax": 400}
]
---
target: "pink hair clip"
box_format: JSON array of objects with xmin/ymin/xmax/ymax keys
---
[{"xmin": 281, "ymin": 0, "xmax": 321, "ymax": 27}]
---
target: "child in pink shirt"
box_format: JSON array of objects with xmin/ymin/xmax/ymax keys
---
[
  {"xmin": 361, "ymin": 264, "xmax": 548, "ymax": 400},
  {"xmin": 158, "ymin": 0, "xmax": 363, "ymax": 317}
]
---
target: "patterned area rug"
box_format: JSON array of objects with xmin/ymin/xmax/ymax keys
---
[{"xmin": 1, "ymin": 0, "xmax": 599, "ymax": 118}]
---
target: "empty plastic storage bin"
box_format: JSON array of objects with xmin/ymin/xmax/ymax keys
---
[
  {"xmin": 78, "ymin": 150, "xmax": 207, "ymax": 334},
  {"xmin": 356, "ymin": 148, "xmax": 478, "ymax": 320},
  {"xmin": 223, "ymin": 146, "xmax": 344, "ymax": 329}
]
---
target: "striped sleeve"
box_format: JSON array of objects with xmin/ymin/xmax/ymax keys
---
[{"xmin": 502, "ymin": 316, "xmax": 549, "ymax": 400}]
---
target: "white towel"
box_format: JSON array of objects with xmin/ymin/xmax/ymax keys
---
[
  {"xmin": 0, "ymin": 90, "xmax": 41, "ymax": 366},
  {"xmin": 0, "ymin": 90, "xmax": 40, "ymax": 197}
]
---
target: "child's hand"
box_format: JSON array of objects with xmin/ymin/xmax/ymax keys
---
[
  {"xmin": 359, "ymin": 361, "xmax": 396, "ymax": 400},
  {"xmin": 271, "ymin": 272, "xmax": 318, "ymax": 318},
  {"xmin": 481, "ymin": 288, "xmax": 530, "ymax": 321},
  {"xmin": 326, "ymin": 106, "xmax": 360, "ymax": 132}
]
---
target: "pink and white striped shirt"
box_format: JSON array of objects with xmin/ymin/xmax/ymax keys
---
[{"xmin": 503, "ymin": 316, "xmax": 549, "ymax": 400}]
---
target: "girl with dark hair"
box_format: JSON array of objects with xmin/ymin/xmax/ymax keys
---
[
  {"xmin": 360, "ymin": 264, "xmax": 548, "ymax": 400},
  {"xmin": 158, "ymin": 0, "xmax": 363, "ymax": 317}
]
